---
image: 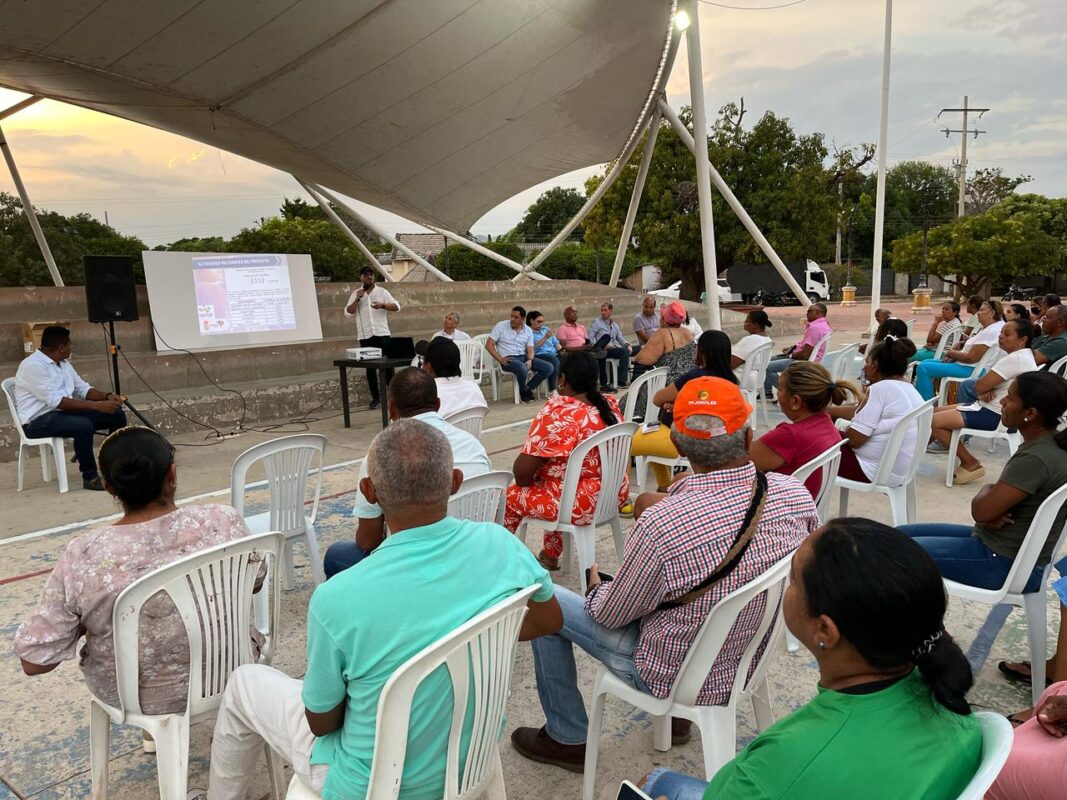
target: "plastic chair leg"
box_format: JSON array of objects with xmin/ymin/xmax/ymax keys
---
[
  {"xmin": 281, "ymin": 540, "xmax": 297, "ymax": 591},
  {"xmin": 89, "ymin": 700, "xmax": 111, "ymax": 800},
  {"xmin": 609, "ymin": 517, "xmax": 625, "ymax": 562},
  {"xmin": 749, "ymin": 678, "xmax": 774, "ymax": 731},
  {"xmin": 303, "ymin": 525, "xmax": 325, "ymax": 585},
  {"xmin": 947, "ymin": 430, "xmax": 962, "ymax": 487},
  {"xmin": 482, "ymin": 750, "xmax": 507, "ymax": 800},
  {"xmin": 905, "ymin": 482, "xmax": 917, "ymax": 524},
  {"xmin": 1022, "ymin": 591, "xmax": 1048, "ymax": 707},
  {"xmin": 581, "ymin": 687, "xmax": 608, "ymax": 800},
  {"xmin": 265, "ymin": 744, "xmax": 286, "ymax": 800},
  {"xmin": 17, "ymin": 444, "xmax": 25, "ymax": 491},
  {"xmin": 652, "ymin": 713, "xmax": 672, "ymax": 752},
  {"xmin": 785, "ymin": 632, "xmax": 800, "ymax": 653},
  {"xmin": 40, "ymin": 443, "xmax": 52, "ymax": 482},
  {"xmin": 694, "ymin": 706, "xmax": 738, "ymax": 780},
  {"xmin": 54, "ymin": 441, "xmax": 68, "ymax": 493},
  {"xmin": 150, "ymin": 715, "xmax": 191, "ymax": 800},
  {"xmin": 838, "ymin": 486, "xmax": 850, "ymax": 517},
  {"xmin": 887, "ymin": 487, "xmax": 909, "ymax": 527},
  {"xmin": 573, "ymin": 527, "xmax": 595, "ymax": 594}
]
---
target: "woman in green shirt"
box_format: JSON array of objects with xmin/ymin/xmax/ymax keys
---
[{"xmin": 638, "ymin": 518, "xmax": 982, "ymax": 800}]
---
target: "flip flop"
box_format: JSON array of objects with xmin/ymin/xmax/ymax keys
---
[
  {"xmin": 1006, "ymin": 711, "xmax": 1031, "ymax": 728},
  {"xmin": 536, "ymin": 550, "xmax": 560, "ymax": 571},
  {"xmin": 952, "ymin": 466, "xmax": 986, "ymax": 486},
  {"xmin": 997, "ymin": 660, "xmax": 1054, "ymax": 687}
]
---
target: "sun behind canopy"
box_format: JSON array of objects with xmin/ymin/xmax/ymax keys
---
[{"xmin": 0, "ymin": 0, "xmax": 674, "ymax": 230}]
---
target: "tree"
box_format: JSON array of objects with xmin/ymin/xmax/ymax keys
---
[
  {"xmin": 995, "ymin": 193, "xmax": 1067, "ymax": 280},
  {"xmin": 154, "ymin": 236, "xmax": 228, "ymax": 252},
  {"xmin": 534, "ymin": 243, "xmax": 638, "ymax": 283},
  {"xmin": 967, "ymin": 168, "xmax": 1032, "ymax": 214},
  {"xmin": 435, "ymin": 241, "xmax": 521, "ymax": 281},
  {"xmin": 279, "ymin": 196, "xmax": 388, "ymax": 251},
  {"xmin": 227, "ymin": 216, "xmax": 373, "ymax": 282},
  {"xmin": 513, "ymin": 187, "xmax": 586, "ymax": 242},
  {"xmin": 583, "ymin": 104, "xmax": 837, "ymax": 300},
  {"xmin": 890, "ymin": 207, "xmax": 1059, "ymax": 296}
]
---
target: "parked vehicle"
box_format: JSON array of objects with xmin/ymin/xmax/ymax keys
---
[
  {"xmin": 1001, "ymin": 283, "xmax": 1040, "ymax": 302},
  {"xmin": 651, "ymin": 277, "xmax": 736, "ymax": 304},
  {"xmin": 727, "ymin": 259, "xmax": 829, "ymax": 304}
]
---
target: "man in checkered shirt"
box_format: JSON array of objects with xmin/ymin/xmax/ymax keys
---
[{"xmin": 511, "ymin": 377, "xmax": 820, "ymax": 772}]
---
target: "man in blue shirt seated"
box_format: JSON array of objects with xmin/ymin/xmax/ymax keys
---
[
  {"xmin": 587, "ymin": 302, "xmax": 636, "ymax": 392},
  {"xmin": 207, "ymin": 418, "xmax": 562, "ymax": 800},
  {"xmin": 323, "ymin": 367, "xmax": 493, "ymax": 577},
  {"xmin": 485, "ymin": 305, "xmax": 553, "ymax": 402}
]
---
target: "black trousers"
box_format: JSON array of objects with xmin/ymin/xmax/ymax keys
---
[
  {"xmin": 24, "ymin": 408, "xmax": 127, "ymax": 478},
  {"xmin": 359, "ymin": 335, "xmax": 391, "ymax": 401}
]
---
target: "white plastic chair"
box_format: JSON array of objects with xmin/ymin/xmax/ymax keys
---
[
  {"xmin": 455, "ymin": 340, "xmax": 483, "ymax": 383},
  {"xmin": 825, "ymin": 343, "xmax": 860, "ymax": 382},
  {"xmin": 231, "ymin": 434, "xmax": 327, "ymax": 591},
  {"xmin": 791, "ymin": 440, "xmax": 845, "ymax": 524},
  {"xmin": 582, "ymin": 554, "xmax": 794, "ymax": 800},
  {"xmin": 944, "ymin": 423, "xmax": 1021, "ymax": 487},
  {"xmin": 932, "ymin": 327, "xmax": 962, "ymax": 361},
  {"xmin": 905, "ymin": 318, "xmax": 917, "ymax": 338},
  {"xmin": 937, "ymin": 345, "xmax": 1002, "ymax": 406},
  {"xmin": 945, "ymin": 482, "xmax": 1067, "ymax": 706},
  {"xmin": 837, "ymin": 398, "xmax": 935, "ymax": 525},
  {"xmin": 517, "ymin": 422, "xmax": 638, "ymax": 593},
  {"xmin": 1047, "ymin": 354, "xmax": 1067, "ymax": 376},
  {"xmin": 447, "ymin": 470, "xmax": 511, "ymax": 525},
  {"xmin": 2, "ymin": 376, "xmax": 69, "ymax": 492},
  {"xmin": 471, "ymin": 333, "xmax": 493, "ymax": 387},
  {"xmin": 740, "ymin": 342, "xmax": 774, "ymax": 429},
  {"xmin": 636, "ymin": 452, "xmax": 691, "ymax": 494},
  {"xmin": 90, "ymin": 531, "xmax": 286, "ymax": 800},
  {"xmin": 808, "ymin": 331, "xmax": 832, "ymax": 363},
  {"xmin": 286, "ymin": 584, "xmax": 539, "ymax": 800},
  {"xmin": 622, "ymin": 366, "xmax": 668, "ymax": 423},
  {"xmin": 444, "ymin": 406, "xmax": 488, "ymax": 440},
  {"xmin": 955, "ymin": 712, "xmax": 1015, "ymax": 800}
]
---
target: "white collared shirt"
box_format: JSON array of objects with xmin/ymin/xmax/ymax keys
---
[
  {"xmin": 432, "ymin": 329, "xmax": 471, "ymax": 342},
  {"xmin": 14, "ymin": 349, "xmax": 92, "ymax": 423},
  {"xmin": 344, "ymin": 284, "xmax": 400, "ymax": 338}
]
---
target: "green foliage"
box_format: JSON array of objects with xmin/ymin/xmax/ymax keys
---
[
  {"xmin": 967, "ymin": 168, "xmax": 1032, "ymax": 214},
  {"xmin": 227, "ymin": 216, "xmax": 374, "ymax": 282},
  {"xmin": 513, "ymin": 187, "xmax": 585, "ymax": 241},
  {"xmin": 0, "ymin": 192, "xmax": 147, "ymax": 286},
  {"xmin": 436, "ymin": 241, "xmax": 521, "ymax": 281},
  {"xmin": 534, "ymin": 243, "xmax": 638, "ymax": 282},
  {"xmin": 994, "ymin": 194, "xmax": 1067, "ymax": 271},
  {"xmin": 152, "ymin": 236, "xmax": 227, "ymax": 252}
]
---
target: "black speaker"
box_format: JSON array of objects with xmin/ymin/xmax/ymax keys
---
[{"xmin": 84, "ymin": 255, "xmax": 139, "ymax": 323}]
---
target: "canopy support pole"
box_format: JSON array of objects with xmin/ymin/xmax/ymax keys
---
[
  {"xmin": 607, "ymin": 108, "xmax": 661, "ymax": 290},
  {"xmin": 869, "ymin": 0, "xmax": 894, "ymax": 332},
  {"xmin": 426, "ymin": 227, "xmax": 551, "ymax": 280},
  {"xmin": 301, "ymin": 180, "xmax": 392, "ymax": 281}
]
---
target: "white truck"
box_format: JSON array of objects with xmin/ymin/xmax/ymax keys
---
[{"xmin": 727, "ymin": 259, "xmax": 829, "ymax": 305}]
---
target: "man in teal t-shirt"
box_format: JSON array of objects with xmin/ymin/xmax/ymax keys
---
[{"xmin": 207, "ymin": 419, "xmax": 561, "ymax": 800}]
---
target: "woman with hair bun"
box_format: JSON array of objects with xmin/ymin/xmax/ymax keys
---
[
  {"xmin": 751, "ymin": 361, "xmax": 859, "ymax": 497},
  {"xmin": 730, "ymin": 309, "xmax": 773, "ymax": 381},
  {"xmin": 15, "ymin": 426, "xmax": 257, "ymax": 719},
  {"xmin": 636, "ymin": 518, "xmax": 982, "ymax": 800},
  {"xmin": 830, "ymin": 337, "xmax": 924, "ymax": 484}
]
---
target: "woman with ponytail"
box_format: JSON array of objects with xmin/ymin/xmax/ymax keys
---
[
  {"xmin": 504, "ymin": 352, "xmax": 626, "ymax": 570},
  {"xmin": 636, "ymin": 518, "xmax": 982, "ymax": 800},
  {"xmin": 751, "ymin": 361, "xmax": 859, "ymax": 497},
  {"xmin": 15, "ymin": 427, "xmax": 257, "ymax": 719}
]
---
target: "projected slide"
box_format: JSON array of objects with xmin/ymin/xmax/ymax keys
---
[{"xmin": 193, "ymin": 254, "xmax": 296, "ymax": 335}]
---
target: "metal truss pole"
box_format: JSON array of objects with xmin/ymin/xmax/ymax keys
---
[
  {"xmin": 607, "ymin": 109, "xmax": 661, "ymax": 290},
  {"xmin": 427, "ymin": 226, "xmax": 551, "ymax": 280},
  {"xmin": 301, "ymin": 180, "xmax": 392, "ymax": 281}
]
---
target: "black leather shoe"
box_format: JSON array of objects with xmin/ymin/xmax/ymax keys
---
[
  {"xmin": 511, "ymin": 726, "xmax": 585, "ymax": 773},
  {"xmin": 83, "ymin": 475, "xmax": 105, "ymax": 491},
  {"xmin": 369, "ymin": 399, "xmax": 381, "ymax": 410},
  {"xmin": 671, "ymin": 717, "xmax": 692, "ymax": 745}
]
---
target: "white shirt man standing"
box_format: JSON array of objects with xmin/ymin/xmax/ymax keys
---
[{"xmin": 344, "ymin": 266, "xmax": 400, "ymax": 410}]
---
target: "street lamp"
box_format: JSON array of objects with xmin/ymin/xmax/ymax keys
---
[{"xmin": 842, "ymin": 205, "xmax": 857, "ymax": 307}]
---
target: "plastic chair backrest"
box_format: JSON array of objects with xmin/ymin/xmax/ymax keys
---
[
  {"xmin": 557, "ymin": 422, "xmax": 639, "ymax": 526},
  {"xmin": 1048, "ymin": 354, "xmax": 1067, "ymax": 377},
  {"xmin": 366, "ymin": 584, "xmax": 538, "ymax": 800},
  {"xmin": 932, "ymin": 327, "xmax": 961, "ymax": 361},
  {"xmin": 1, "ymin": 377, "xmax": 31, "ymax": 442},
  {"xmin": 230, "ymin": 434, "xmax": 326, "ymax": 535},
  {"xmin": 827, "ymin": 343, "xmax": 860, "ymax": 381},
  {"xmin": 970, "ymin": 344, "xmax": 1001, "ymax": 377},
  {"xmin": 471, "ymin": 334, "xmax": 491, "ymax": 379},
  {"xmin": 455, "ymin": 341, "xmax": 482, "ymax": 383},
  {"xmin": 869, "ymin": 398, "xmax": 935, "ymax": 488},
  {"xmin": 905, "ymin": 318, "xmax": 917, "ymax": 337},
  {"xmin": 1000, "ymin": 482, "xmax": 1067, "ymax": 596},
  {"xmin": 623, "ymin": 368, "xmax": 668, "ymax": 423},
  {"xmin": 808, "ymin": 332, "xmax": 832, "ymax": 363},
  {"xmin": 955, "ymin": 712, "xmax": 1014, "ymax": 800},
  {"xmin": 444, "ymin": 406, "xmax": 488, "ymax": 440},
  {"xmin": 668, "ymin": 554, "xmax": 793, "ymax": 707},
  {"xmin": 447, "ymin": 470, "xmax": 511, "ymax": 525},
  {"xmin": 111, "ymin": 531, "xmax": 284, "ymax": 718},
  {"xmin": 790, "ymin": 440, "xmax": 844, "ymax": 521},
  {"xmin": 739, "ymin": 342, "xmax": 773, "ymax": 395}
]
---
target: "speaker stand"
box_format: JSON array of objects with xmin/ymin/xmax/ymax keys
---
[{"xmin": 105, "ymin": 320, "xmax": 157, "ymax": 432}]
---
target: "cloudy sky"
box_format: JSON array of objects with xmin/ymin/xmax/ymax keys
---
[{"xmin": 0, "ymin": 0, "xmax": 1063, "ymax": 247}]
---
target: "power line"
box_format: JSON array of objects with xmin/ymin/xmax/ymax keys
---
[{"xmin": 938, "ymin": 95, "xmax": 990, "ymax": 217}]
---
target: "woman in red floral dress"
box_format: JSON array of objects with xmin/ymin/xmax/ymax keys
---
[{"xmin": 504, "ymin": 352, "xmax": 628, "ymax": 569}]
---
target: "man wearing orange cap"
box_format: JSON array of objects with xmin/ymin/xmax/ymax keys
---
[{"xmin": 511, "ymin": 377, "xmax": 820, "ymax": 772}]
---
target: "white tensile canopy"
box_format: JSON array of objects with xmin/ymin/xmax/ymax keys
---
[{"xmin": 0, "ymin": 0, "xmax": 673, "ymax": 232}]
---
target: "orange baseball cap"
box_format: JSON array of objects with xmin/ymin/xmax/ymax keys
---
[{"xmin": 672, "ymin": 377, "xmax": 752, "ymax": 439}]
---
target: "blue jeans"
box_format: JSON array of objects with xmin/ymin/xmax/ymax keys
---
[
  {"xmin": 914, "ymin": 361, "xmax": 973, "ymax": 401},
  {"xmin": 531, "ymin": 586, "xmax": 649, "ymax": 745},
  {"xmin": 898, "ymin": 524, "xmax": 1043, "ymax": 593},
  {"xmin": 322, "ymin": 541, "xmax": 370, "ymax": 578},
  {"xmin": 23, "ymin": 408, "xmax": 127, "ymax": 479},
  {"xmin": 641, "ymin": 768, "xmax": 709, "ymax": 800},
  {"xmin": 955, "ymin": 378, "xmax": 978, "ymax": 405},
  {"xmin": 763, "ymin": 354, "xmax": 792, "ymax": 397},
  {"xmin": 501, "ymin": 355, "xmax": 553, "ymax": 396},
  {"xmin": 536, "ymin": 352, "xmax": 560, "ymax": 392},
  {"xmin": 599, "ymin": 346, "xmax": 633, "ymax": 387}
]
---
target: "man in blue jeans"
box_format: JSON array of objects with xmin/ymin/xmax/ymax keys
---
[
  {"xmin": 13, "ymin": 326, "xmax": 126, "ymax": 490},
  {"xmin": 588, "ymin": 302, "xmax": 636, "ymax": 392},
  {"xmin": 486, "ymin": 305, "xmax": 553, "ymax": 402}
]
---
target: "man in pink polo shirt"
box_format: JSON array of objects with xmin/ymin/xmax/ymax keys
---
[
  {"xmin": 556, "ymin": 306, "xmax": 592, "ymax": 352},
  {"xmin": 763, "ymin": 302, "xmax": 833, "ymax": 399}
]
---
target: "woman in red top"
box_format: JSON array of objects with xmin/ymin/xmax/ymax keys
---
[
  {"xmin": 750, "ymin": 361, "xmax": 858, "ymax": 498},
  {"xmin": 504, "ymin": 352, "xmax": 626, "ymax": 569}
]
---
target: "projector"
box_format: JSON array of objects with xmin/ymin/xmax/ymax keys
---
[{"xmin": 346, "ymin": 347, "xmax": 382, "ymax": 360}]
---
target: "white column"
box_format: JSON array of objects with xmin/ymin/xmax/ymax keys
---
[
  {"xmin": 607, "ymin": 110, "xmax": 661, "ymax": 290},
  {"xmin": 868, "ymin": 0, "xmax": 893, "ymax": 333},
  {"xmin": 659, "ymin": 100, "xmax": 810, "ymax": 307},
  {"xmin": 0, "ymin": 121, "xmax": 64, "ymax": 287},
  {"xmin": 683, "ymin": 7, "xmax": 721, "ymax": 331},
  {"xmin": 307, "ymin": 184, "xmax": 453, "ymax": 282},
  {"xmin": 300, "ymin": 181, "xmax": 392, "ymax": 281}
]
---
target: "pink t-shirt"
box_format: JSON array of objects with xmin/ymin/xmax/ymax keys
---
[
  {"xmin": 796, "ymin": 317, "xmax": 832, "ymax": 362},
  {"xmin": 757, "ymin": 413, "xmax": 842, "ymax": 498},
  {"xmin": 987, "ymin": 681, "xmax": 1067, "ymax": 800},
  {"xmin": 556, "ymin": 322, "xmax": 588, "ymax": 349}
]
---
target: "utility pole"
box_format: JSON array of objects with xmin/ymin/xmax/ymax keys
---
[
  {"xmin": 939, "ymin": 95, "xmax": 988, "ymax": 218},
  {"xmin": 835, "ymin": 181, "xmax": 843, "ymax": 265}
]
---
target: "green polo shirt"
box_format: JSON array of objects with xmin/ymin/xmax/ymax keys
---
[
  {"xmin": 704, "ymin": 671, "xmax": 981, "ymax": 800},
  {"xmin": 1033, "ymin": 331, "xmax": 1067, "ymax": 367},
  {"xmin": 302, "ymin": 517, "xmax": 553, "ymax": 800}
]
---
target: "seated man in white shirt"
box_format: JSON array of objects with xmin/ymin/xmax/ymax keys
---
[
  {"xmin": 432, "ymin": 312, "xmax": 471, "ymax": 341},
  {"xmin": 323, "ymin": 367, "xmax": 493, "ymax": 577},
  {"xmin": 416, "ymin": 337, "xmax": 487, "ymax": 419},
  {"xmin": 13, "ymin": 325, "xmax": 126, "ymax": 490}
]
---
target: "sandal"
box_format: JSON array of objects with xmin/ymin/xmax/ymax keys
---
[
  {"xmin": 1006, "ymin": 710, "xmax": 1033, "ymax": 728},
  {"xmin": 537, "ymin": 550, "xmax": 560, "ymax": 571},
  {"xmin": 998, "ymin": 660, "xmax": 1054, "ymax": 687}
]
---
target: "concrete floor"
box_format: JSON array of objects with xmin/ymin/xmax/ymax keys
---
[{"xmin": 1, "ymin": 303, "xmax": 1057, "ymax": 798}]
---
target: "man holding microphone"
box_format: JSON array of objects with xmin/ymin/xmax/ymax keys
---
[{"xmin": 344, "ymin": 266, "xmax": 400, "ymax": 410}]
